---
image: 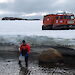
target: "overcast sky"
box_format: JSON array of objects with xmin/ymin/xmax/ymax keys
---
[{"xmin": 0, "ymin": 0, "xmax": 75, "ymax": 19}]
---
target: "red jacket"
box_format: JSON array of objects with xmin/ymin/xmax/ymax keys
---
[{"xmin": 19, "ymin": 43, "xmax": 30, "ymax": 54}]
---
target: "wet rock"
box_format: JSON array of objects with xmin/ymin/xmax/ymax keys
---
[
  {"xmin": 39, "ymin": 48, "xmax": 63, "ymax": 63},
  {"xmin": 7, "ymin": 61, "xmax": 10, "ymax": 62}
]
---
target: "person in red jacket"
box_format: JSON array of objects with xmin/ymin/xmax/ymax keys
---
[{"xmin": 19, "ymin": 40, "xmax": 30, "ymax": 67}]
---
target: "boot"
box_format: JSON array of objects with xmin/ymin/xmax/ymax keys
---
[
  {"xmin": 18, "ymin": 60, "xmax": 21, "ymax": 65},
  {"xmin": 26, "ymin": 62, "xmax": 28, "ymax": 68}
]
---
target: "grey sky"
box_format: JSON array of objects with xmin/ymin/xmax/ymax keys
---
[{"xmin": 0, "ymin": 0, "xmax": 75, "ymax": 18}]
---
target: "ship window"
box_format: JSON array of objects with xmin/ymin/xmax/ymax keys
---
[
  {"xmin": 60, "ymin": 16, "xmax": 63, "ymax": 19},
  {"xmin": 64, "ymin": 16, "xmax": 67, "ymax": 19},
  {"xmin": 56, "ymin": 16, "xmax": 58, "ymax": 19},
  {"xmin": 64, "ymin": 15, "xmax": 74, "ymax": 19},
  {"xmin": 71, "ymin": 16, "xmax": 74, "ymax": 19},
  {"xmin": 68, "ymin": 16, "xmax": 71, "ymax": 19},
  {"xmin": 64, "ymin": 16, "xmax": 70, "ymax": 19},
  {"xmin": 67, "ymin": 16, "xmax": 74, "ymax": 19}
]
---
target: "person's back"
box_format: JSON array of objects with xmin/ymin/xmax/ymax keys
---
[{"xmin": 19, "ymin": 40, "xmax": 30, "ymax": 67}]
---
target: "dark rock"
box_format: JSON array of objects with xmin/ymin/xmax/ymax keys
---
[{"xmin": 7, "ymin": 61, "xmax": 10, "ymax": 62}]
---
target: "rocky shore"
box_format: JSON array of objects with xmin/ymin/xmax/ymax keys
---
[{"xmin": 0, "ymin": 44, "xmax": 75, "ymax": 75}]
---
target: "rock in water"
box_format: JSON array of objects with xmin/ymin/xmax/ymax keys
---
[{"xmin": 39, "ymin": 48, "xmax": 63, "ymax": 63}]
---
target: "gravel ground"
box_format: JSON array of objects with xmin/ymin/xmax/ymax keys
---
[
  {"xmin": 0, "ymin": 59, "xmax": 75, "ymax": 75},
  {"xmin": 0, "ymin": 46, "xmax": 75, "ymax": 75}
]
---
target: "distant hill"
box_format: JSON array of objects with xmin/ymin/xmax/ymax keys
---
[
  {"xmin": 2, "ymin": 17, "xmax": 40, "ymax": 20},
  {"xmin": 2, "ymin": 17, "xmax": 25, "ymax": 20},
  {"xmin": 25, "ymin": 19, "xmax": 40, "ymax": 21}
]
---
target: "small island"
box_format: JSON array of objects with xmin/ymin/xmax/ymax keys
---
[{"xmin": 1, "ymin": 17, "xmax": 40, "ymax": 21}]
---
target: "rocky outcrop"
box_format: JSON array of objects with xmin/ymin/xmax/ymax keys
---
[
  {"xmin": 39, "ymin": 48, "xmax": 63, "ymax": 63},
  {"xmin": 1, "ymin": 17, "xmax": 40, "ymax": 20},
  {"xmin": 2, "ymin": 17, "xmax": 25, "ymax": 20}
]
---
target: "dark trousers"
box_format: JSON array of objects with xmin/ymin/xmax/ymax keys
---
[
  {"xmin": 19, "ymin": 52, "xmax": 29, "ymax": 67},
  {"xmin": 25, "ymin": 56, "xmax": 28, "ymax": 67}
]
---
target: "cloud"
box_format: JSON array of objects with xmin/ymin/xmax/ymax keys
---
[
  {"xmin": 0, "ymin": 0, "xmax": 55, "ymax": 13},
  {"xmin": 0, "ymin": 10, "xmax": 19, "ymax": 15},
  {"xmin": 52, "ymin": 0, "xmax": 66, "ymax": 7},
  {"xmin": 24, "ymin": 13, "xmax": 37, "ymax": 17},
  {"xmin": 22, "ymin": 12, "xmax": 48, "ymax": 17},
  {"xmin": 0, "ymin": 10, "xmax": 9, "ymax": 14},
  {"xmin": 13, "ymin": 0, "xmax": 55, "ymax": 13},
  {"xmin": 21, "ymin": 12, "xmax": 49, "ymax": 19},
  {"xmin": 0, "ymin": 0, "xmax": 15, "ymax": 3},
  {"xmin": 0, "ymin": 0, "xmax": 75, "ymax": 18}
]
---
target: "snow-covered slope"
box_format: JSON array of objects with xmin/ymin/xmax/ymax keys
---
[
  {"xmin": 0, "ymin": 20, "xmax": 75, "ymax": 39},
  {"xmin": 0, "ymin": 20, "xmax": 75, "ymax": 47}
]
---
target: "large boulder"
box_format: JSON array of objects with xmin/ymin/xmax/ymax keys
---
[{"xmin": 39, "ymin": 48, "xmax": 63, "ymax": 63}]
